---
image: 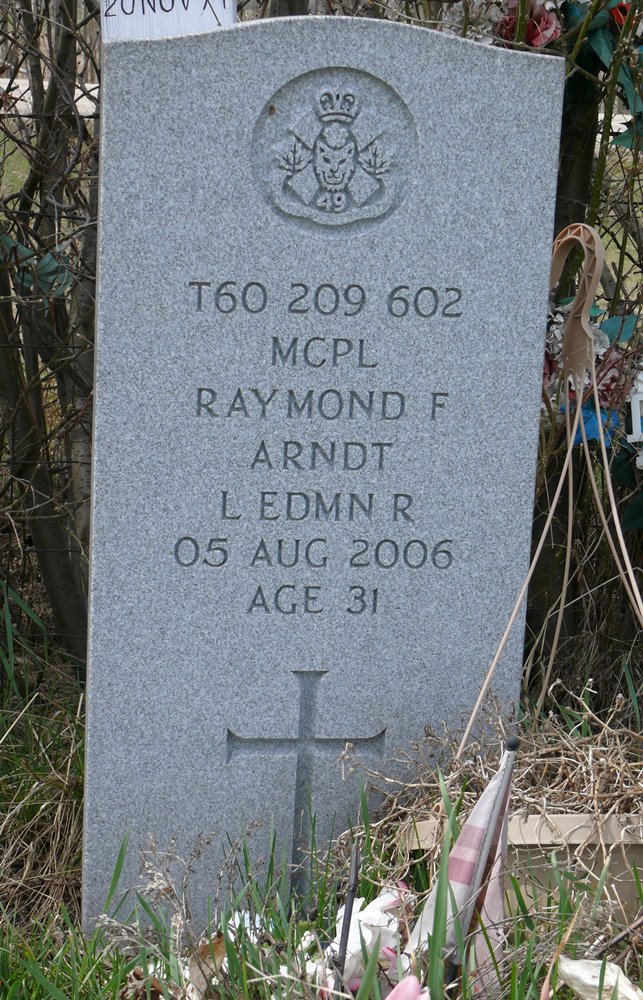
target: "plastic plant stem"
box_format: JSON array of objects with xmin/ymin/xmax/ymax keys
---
[
  {"xmin": 589, "ymin": 358, "xmax": 643, "ymax": 621},
  {"xmin": 533, "ymin": 376, "xmax": 577, "ymax": 721},
  {"xmin": 459, "ymin": 223, "xmax": 605, "ymax": 753},
  {"xmin": 550, "ymin": 223, "xmax": 604, "ymax": 382},
  {"xmin": 577, "ymin": 395, "xmax": 642, "ymax": 620},
  {"xmin": 455, "ymin": 399, "xmax": 582, "ymax": 760},
  {"xmin": 515, "ymin": 0, "xmax": 529, "ymax": 43}
]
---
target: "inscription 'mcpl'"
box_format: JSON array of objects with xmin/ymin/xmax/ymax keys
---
[{"xmin": 252, "ymin": 68, "xmax": 418, "ymax": 233}]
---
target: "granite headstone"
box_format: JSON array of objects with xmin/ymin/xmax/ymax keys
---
[{"xmin": 83, "ymin": 18, "xmax": 564, "ymax": 929}]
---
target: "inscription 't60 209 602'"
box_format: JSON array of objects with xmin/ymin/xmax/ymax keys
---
[{"xmin": 188, "ymin": 280, "xmax": 464, "ymax": 318}]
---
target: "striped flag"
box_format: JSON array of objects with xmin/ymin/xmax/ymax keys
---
[
  {"xmin": 405, "ymin": 738, "xmax": 518, "ymax": 989},
  {"xmin": 472, "ymin": 803, "xmax": 509, "ymax": 995}
]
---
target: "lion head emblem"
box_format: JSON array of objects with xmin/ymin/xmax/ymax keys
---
[{"xmin": 313, "ymin": 124, "xmax": 357, "ymax": 192}]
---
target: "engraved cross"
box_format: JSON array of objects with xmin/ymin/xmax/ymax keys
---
[{"xmin": 225, "ymin": 670, "xmax": 386, "ymax": 890}]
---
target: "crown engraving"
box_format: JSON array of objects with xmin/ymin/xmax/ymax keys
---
[{"xmin": 318, "ymin": 91, "xmax": 359, "ymax": 124}]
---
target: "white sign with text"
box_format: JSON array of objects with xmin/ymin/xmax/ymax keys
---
[{"xmin": 102, "ymin": 0, "xmax": 235, "ymax": 42}]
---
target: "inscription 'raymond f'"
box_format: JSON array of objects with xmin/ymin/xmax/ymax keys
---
[{"xmin": 252, "ymin": 68, "xmax": 418, "ymax": 232}]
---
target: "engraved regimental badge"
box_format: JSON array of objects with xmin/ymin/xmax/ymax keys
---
[{"xmin": 252, "ymin": 68, "xmax": 418, "ymax": 233}]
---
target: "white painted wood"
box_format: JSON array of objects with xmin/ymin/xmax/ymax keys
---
[
  {"xmin": 627, "ymin": 371, "xmax": 643, "ymax": 445},
  {"xmin": 0, "ymin": 76, "xmax": 98, "ymax": 115},
  {"xmin": 101, "ymin": 0, "xmax": 235, "ymax": 43},
  {"xmin": 409, "ymin": 813, "xmax": 643, "ymax": 848},
  {"xmin": 407, "ymin": 812, "xmax": 643, "ymax": 919}
]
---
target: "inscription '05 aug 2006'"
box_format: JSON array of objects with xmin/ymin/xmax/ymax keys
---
[{"xmin": 252, "ymin": 68, "xmax": 418, "ymax": 232}]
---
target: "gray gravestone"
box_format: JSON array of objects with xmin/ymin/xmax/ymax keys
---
[{"xmin": 83, "ymin": 18, "xmax": 564, "ymax": 929}]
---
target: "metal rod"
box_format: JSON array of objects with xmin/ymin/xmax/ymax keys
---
[{"xmin": 336, "ymin": 843, "xmax": 361, "ymax": 984}]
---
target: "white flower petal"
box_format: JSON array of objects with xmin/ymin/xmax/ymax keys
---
[{"xmin": 558, "ymin": 955, "xmax": 643, "ymax": 1000}]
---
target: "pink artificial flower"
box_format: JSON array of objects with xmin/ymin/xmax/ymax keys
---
[
  {"xmin": 319, "ymin": 884, "xmax": 416, "ymax": 994},
  {"xmin": 497, "ymin": 0, "xmax": 561, "ymax": 47},
  {"xmin": 593, "ymin": 344, "xmax": 633, "ymax": 409},
  {"xmin": 386, "ymin": 976, "xmax": 424, "ymax": 1000}
]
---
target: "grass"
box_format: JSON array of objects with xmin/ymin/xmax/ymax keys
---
[
  {"xmin": 2, "ymin": 819, "xmax": 639, "ymax": 1000},
  {"xmin": 0, "ymin": 135, "xmax": 29, "ymax": 199},
  {"xmin": 0, "ymin": 820, "xmax": 640, "ymax": 1000}
]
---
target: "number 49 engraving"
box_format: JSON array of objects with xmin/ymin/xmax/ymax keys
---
[{"xmin": 316, "ymin": 191, "xmax": 346, "ymax": 213}]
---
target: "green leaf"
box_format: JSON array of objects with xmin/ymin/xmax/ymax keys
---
[
  {"xmin": 0, "ymin": 233, "xmax": 36, "ymax": 293},
  {"xmin": 621, "ymin": 658, "xmax": 641, "ymax": 730},
  {"xmin": 21, "ymin": 959, "xmax": 69, "ymax": 1000},
  {"xmin": 600, "ymin": 313, "xmax": 638, "ymax": 343},
  {"xmin": 221, "ymin": 912, "xmax": 243, "ymax": 981},
  {"xmin": 428, "ymin": 828, "xmax": 451, "ymax": 1000},
  {"xmin": 0, "ymin": 231, "xmax": 73, "ymax": 299},
  {"xmin": 564, "ymin": 0, "xmax": 608, "ymax": 30},
  {"xmin": 2, "ymin": 587, "xmax": 15, "ymax": 688},
  {"xmin": 508, "ymin": 875, "xmax": 536, "ymax": 930},
  {"xmin": 104, "ymin": 833, "xmax": 129, "ymax": 911},
  {"xmin": 591, "ymin": 859, "xmax": 611, "ymax": 912},
  {"xmin": 622, "ymin": 490, "xmax": 643, "ymax": 533},
  {"xmin": 35, "ymin": 250, "xmax": 74, "ymax": 297},
  {"xmin": 3, "ymin": 581, "xmax": 47, "ymax": 631},
  {"xmin": 585, "ymin": 25, "xmax": 615, "ymax": 71},
  {"xmin": 612, "ymin": 445, "xmax": 637, "ymax": 490},
  {"xmin": 135, "ymin": 893, "xmax": 167, "ymax": 936},
  {"xmin": 612, "ymin": 127, "xmax": 634, "ymax": 148},
  {"xmin": 612, "ymin": 117, "xmax": 641, "ymax": 148},
  {"xmin": 617, "ymin": 64, "xmax": 643, "ymax": 117},
  {"xmin": 632, "ymin": 862, "xmax": 643, "ymax": 906},
  {"xmin": 355, "ymin": 933, "xmax": 381, "ymax": 1000},
  {"xmin": 583, "ymin": 27, "xmax": 643, "ymax": 117},
  {"xmin": 0, "ymin": 232, "xmax": 32, "ymax": 264},
  {"xmin": 437, "ymin": 771, "xmax": 460, "ymax": 841},
  {"xmin": 598, "ymin": 958, "xmax": 608, "ymax": 1000}
]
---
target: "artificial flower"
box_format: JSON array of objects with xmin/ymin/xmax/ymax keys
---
[
  {"xmin": 386, "ymin": 976, "xmax": 426, "ymax": 1000},
  {"xmin": 497, "ymin": 0, "xmax": 561, "ymax": 47}
]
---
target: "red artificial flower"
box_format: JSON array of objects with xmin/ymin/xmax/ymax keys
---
[
  {"xmin": 543, "ymin": 346, "xmax": 559, "ymax": 389},
  {"xmin": 497, "ymin": 0, "xmax": 561, "ymax": 47}
]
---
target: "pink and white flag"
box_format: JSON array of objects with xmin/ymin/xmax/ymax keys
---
[{"xmin": 405, "ymin": 738, "xmax": 517, "ymax": 986}]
